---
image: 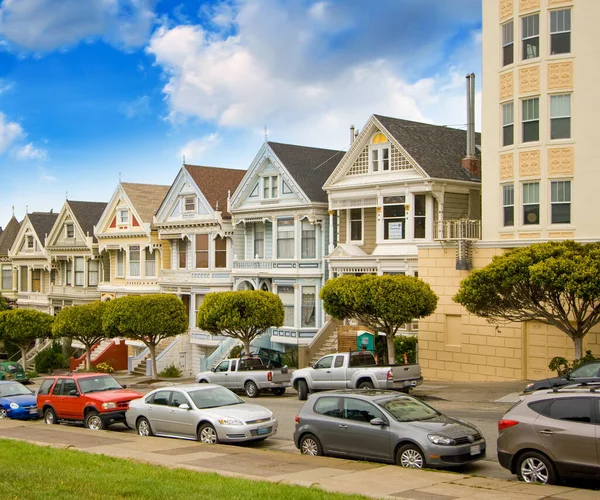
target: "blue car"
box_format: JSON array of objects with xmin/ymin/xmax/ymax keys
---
[{"xmin": 0, "ymin": 381, "xmax": 38, "ymax": 420}]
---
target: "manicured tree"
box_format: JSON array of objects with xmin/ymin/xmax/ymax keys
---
[
  {"xmin": 52, "ymin": 301, "xmax": 107, "ymax": 371},
  {"xmin": 454, "ymin": 240, "xmax": 600, "ymax": 360},
  {"xmin": 102, "ymin": 294, "xmax": 187, "ymax": 379},
  {"xmin": 197, "ymin": 290, "xmax": 284, "ymax": 356},
  {"xmin": 0, "ymin": 309, "xmax": 54, "ymax": 365},
  {"xmin": 320, "ymin": 275, "xmax": 438, "ymax": 364}
]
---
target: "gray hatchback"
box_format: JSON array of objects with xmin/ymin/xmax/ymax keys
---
[{"xmin": 293, "ymin": 390, "xmax": 485, "ymax": 468}]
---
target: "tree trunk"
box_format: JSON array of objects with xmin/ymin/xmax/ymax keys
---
[
  {"xmin": 85, "ymin": 344, "xmax": 92, "ymax": 371},
  {"xmin": 243, "ymin": 338, "xmax": 251, "ymax": 357},
  {"xmin": 62, "ymin": 336, "xmax": 73, "ymax": 359},
  {"xmin": 573, "ymin": 337, "xmax": 583, "ymax": 361},
  {"xmin": 149, "ymin": 343, "xmax": 158, "ymax": 380},
  {"xmin": 386, "ymin": 333, "xmax": 396, "ymax": 365},
  {"xmin": 20, "ymin": 346, "xmax": 27, "ymax": 368}
]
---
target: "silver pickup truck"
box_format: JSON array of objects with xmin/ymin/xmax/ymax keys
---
[
  {"xmin": 195, "ymin": 356, "xmax": 292, "ymax": 398},
  {"xmin": 290, "ymin": 351, "xmax": 422, "ymax": 400}
]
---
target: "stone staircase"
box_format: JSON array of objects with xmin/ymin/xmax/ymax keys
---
[
  {"xmin": 310, "ymin": 330, "xmax": 339, "ymax": 365},
  {"xmin": 75, "ymin": 339, "xmax": 113, "ymax": 371},
  {"xmin": 132, "ymin": 338, "xmax": 175, "ymax": 376},
  {"xmin": 24, "ymin": 339, "xmax": 53, "ymax": 372}
]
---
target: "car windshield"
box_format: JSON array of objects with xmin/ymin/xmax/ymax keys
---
[
  {"xmin": 187, "ymin": 386, "xmax": 244, "ymax": 409},
  {"xmin": 570, "ymin": 363, "xmax": 600, "ymax": 378},
  {"xmin": 377, "ymin": 396, "xmax": 440, "ymax": 422},
  {"xmin": 0, "ymin": 382, "xmax": 32, "ymax": 397},
  {"xmin": 78, "ymin": 375, "xmax": 122, "ymax": 394},
  {"xmin": 3, "ymin": 363, "xmax": 24, "ymax": 373}
]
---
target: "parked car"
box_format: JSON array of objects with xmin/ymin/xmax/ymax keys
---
[
  {"xmin": 37, "ymin": 373, "xmax": 143, "ymax": 430},
  {"xmin": 0, "ymin": 381, "xmax": 38, "ymax": 420},
  {"xmin": 126, "ymin": 384, "xmax": 278, "ymax": 444},
  {"xmin": 294, "ymin": 390, "xmax": 485, "ymax": 468},
  {"xmin": 498, "ymin": 384, "xmax": 600, "ymax": 484},
  {"xmin": 523, "ymin": 361, "xmax": 600, "ymax": 393},
  {"xmin": 291, "ymin": 351, "xmax": 422, "ymax": 401},
  {"xmin": 0, "ymin": 361, "xmax": 30, "ymax": 383},
  {"xmin": 195, "ymin": 355, "xmax": 292, "ymax": 398}
]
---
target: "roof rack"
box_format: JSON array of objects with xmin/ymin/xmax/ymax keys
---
[{"xmin": 552, "ymin": 381, "xmax": 600, "ymax": 393}]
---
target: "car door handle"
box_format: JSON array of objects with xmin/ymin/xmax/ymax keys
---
[
  {"xmin": 540, "ymin": 430, "xmax": 554, "ymax": 436},
  {"xmin": 326, "ymin": 371, "xmax": 331, "ymax": 373},
  {"xmin": 338, "ymin": 424, "xmax": 348, "ymax": 429}
]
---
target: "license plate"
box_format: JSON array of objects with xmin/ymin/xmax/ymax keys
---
[
  {"xmin": 410, "ymin": 381, "xmax": 417, "ymax": 386},
  {"xmin": 29, "ymin": 409, "xmax": 38, "ymax": 414},
  {"xmin": 470, "ymin": 445, "xmax": 481, "ymax": 455},
  {"xmin": 257, "ymin": 427, "xmax": 269, "ymax": 435}
]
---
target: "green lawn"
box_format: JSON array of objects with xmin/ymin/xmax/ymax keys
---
[{"xmin": 0, "ymin": 439, "xmax": 369, "ymax": 500}]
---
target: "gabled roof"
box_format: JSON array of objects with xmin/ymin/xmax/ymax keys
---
[
  {"xmin": 268, "ymin": 142, "xmax": 345, "ymax": 203},
  {"xmin": 67, "ymin": 201, "xmax": 108, "ymax": 242},
  {"xmin": 120, "ymin": 183, "xmax": 170, "ymax": 225},
  {"xmin": 28, "ymin": 212, "xmax": 59, "ymax": 243},
  {"xmin": 184, "ymin": 165, "xmax": 245, "ymax": 216},
  {"xmin": 374, "ymin": 115, "xmax": 480, "ymax": 182},
  {"xmin": 0, "ymin": 216, "xmax": 21, "ymax": 255}
]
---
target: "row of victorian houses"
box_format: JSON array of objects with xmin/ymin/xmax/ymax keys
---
[{"xmin": 0, "ymin": 114, "xmax": 481, "ymax": 376}]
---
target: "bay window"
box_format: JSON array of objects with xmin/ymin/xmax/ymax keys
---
[
  {"xmin": 178, "ymin": 239, "xmax": 187, "ymax": 269},
  {"xmin": 349, "ymin": 208, "xmax": 362, "ymax": 241},
  {"xmin": 195, "ymin": 234, "xmax": 209, "ymax": 268},
  {"xmin": 214, "ymin": 236, "xmax": 227, "ymax": 268},
  {"xmin": 145, "ymin": 249, "xmax": 156, "ymax": 277},
  {"xmin": 278, "ymin": 285, "xmax": 295, "ymax": 326},
  {"xmin": 301, "ymin": 220, "xmax": 316, "ymax": 258},
  {"xmin": 413, "ymin": 195, "xmax": 426, "ymax": 238},
  {"xmin": 88, "ymin": 260, "xmax": 99, "ymax": 286},
  {"xmin": 277, "ymin": 219, "xmax": 294, "ymax": 259},
  {"xmin": 1, "ymin": 265, "xmax": 11, "ymax": 290},
  {"xmin": 65, "ymin": 261, "xmax": 72, "ymax": 285},
  {"xmin": 254, "ymin": 224, "xmax": 264, "ymax": 258},
  {"xmin": 74, "ymin": 257, "xmax": 84, "ymax": 286},
  {"xmin": 301, "ymin": 286, "xmax": 316, "ymax": 328},
  {"xmin": 129, "ymin": 246, "xmax": 141, "ymax": 277},
  {"xmin": 32, "ymin": 269, "xmax": 41, "ymax": 292},
  {"xmin": 383, "ymin": 196, "xmax": 406, "ymax": 240},
  {"xmin": 20, "ymin": 266, "xmax": 28, "ymax": 292},
  {"xmin": 116, "ymin": 250, "xmax": 124, "ymax": 277}
]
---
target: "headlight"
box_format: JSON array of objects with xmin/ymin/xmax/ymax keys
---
[
  {"xmin": 525, "ymin": 383, "xmax": 534, "ymax": 389},
  {"xmin": 428, "ymin": 434, "xmax": 456, "ymax": 445},
  {"xmin": 218, "ymin": 417, "xmax": 244, "ymax": 426},
  {"xmin": 9, "ymin": 402, "xmax": 19, "ymax": 410},
  {"xmin": 101, "ymin": 402, "xmax": 117, "ymax": 410}
]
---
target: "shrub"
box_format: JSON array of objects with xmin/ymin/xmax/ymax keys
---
[
  {"xmin": 26, "ymin": 371, "xmax": 38, "ymax": 379},
  {"xmin": 230, "ymin": 345, "xmax": 243, "ymax": 359},
  {"xmin": 281, "ymin": 346, "xmax": 298, "ymax": 368},
  {"xmin": 394, "ymin": 335, "xmax": 418, "ymax": 365},
  {"xmin": 35, "ymin": 342, "xmax": 66, "ymax": 374},
  {"xmin": 549, "ymin": 350, "xmax": 600, "ymax": 376},
  {"xmin": 158, "ymin": 364, "xmax": 182, "ymax": 378},
  {"xmin": 94, "ymin": 362, "xmax": 114, "ymax": 373}
]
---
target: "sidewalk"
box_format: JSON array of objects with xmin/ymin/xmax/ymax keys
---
[{"xmin": 0, "ymin": 418, "xmax": 596, "ymax": 500}]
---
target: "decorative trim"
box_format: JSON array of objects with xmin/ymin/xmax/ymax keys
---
[
  {"xmin": 500, "ymin": 153, "xmax": 514, "ymax": 180},
  {"xmin": 499, "ymin": 72, "xmax": 514, "ymax": 100},
  {"xmin": 519, "ymin": 150, "xmax": 541, "ymax": 177},
  {"xmin": 500, "ymin": 0, "xmax": 513, "ymax": 20},
  {"xmin": 548, "ymin": 148, "xmax": 574, "ymax": 176},
  {"xmin": 519, "ymin": 232, "xmax": 540, "ymax": 239},
  {"xmin": 548, "ymin": 231, "xmax": 575, "ymax": 238},
  {"xmin": 499, "ymin": 233, "xmax": 515, "ymax": 240},
  {"xmin": 548, "ymin": 62, "xmax": 573, "ymax": 90},
  {"xmin": 548, "ymin": 0, "xmax": 572, "ymax": 4},
  {"xmin": 519, "ymin": 0, "xmax": 539, "ymax": 11},
  {"xmin": 519, "ymin": 66, "xmax": 540, "ymax": 94}
]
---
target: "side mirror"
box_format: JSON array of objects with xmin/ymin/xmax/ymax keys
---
[
  {"xmin": 370, "ymin": 418, "xmax": 385, "ymax": 426},
  {"xmin": 69, "ymin": 390, "xmax": 79, "ymax": 397},
  {"xmin": 179, "ymin": 403, "xmax": 191, "ymax": 410},
  {"xmin": 122, "ymin": 384, "xmax": 127, "ymax": 389},
  {"xmin": 211, "ymin": 368, "xmax": 216, "ymax": 372}
]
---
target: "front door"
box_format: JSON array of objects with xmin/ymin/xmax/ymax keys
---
[
  {"xmin": 164, "ymin": 391, "xmax": 196, "ymax": 437},
  {"xmin": 59, "ymin": 378, "xmax": 81, "ymax": 420},
  {"xmin": 146, "ymin": 390, "xmax": 173, "ymax": 434},
  {"xmin": 311, "ymin": 355, "xmax": 334, "ymax": 389},
  {"xmin": 211, "ymin": 360, "xmax": 230, "ymax": 387},
  {"xmin": 49, "ymin": 379, "xmax": 64, "ymax": 418},
  {"xmin": 310, "ymin": 396, "xmax": 344, "ymax": 454},
  {"xmin": 329, "ymin": 355, "xmax": 347, "ymax": 389}
]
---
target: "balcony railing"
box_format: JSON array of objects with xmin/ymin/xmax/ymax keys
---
[
  {"xmin": 233, "ymin": 260, "xmax": 321, "ymax": 270},
  {"xmin": 159, "ymin": 270, "xmax": 232, "ymax": 282},
  {"xmin": 49, "ymin": 285, "xmax": 101, "ymax": 296},
  {"xmin": 435, "ymin": 219, "xmax": 481, "ymax": 241}
]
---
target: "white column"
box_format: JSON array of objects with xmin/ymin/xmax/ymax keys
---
[{"xmin": 328, "ymin": 211, "xmax": 334, "ymax": 254}]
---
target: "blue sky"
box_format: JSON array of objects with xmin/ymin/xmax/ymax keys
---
[{"xmin": 0, "ymin": 0, "xmax": 482, "ymax": 226}]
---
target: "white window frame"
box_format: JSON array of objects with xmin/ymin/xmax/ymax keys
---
[
  {"xmin": 144, "ymin": 248, "xmax": 156, "ymax": 277},
  {"xmin": 253, "ymin": 223, "xmax": 265, "ymax": 259},
  {"xmin": 301, "ymin": 219, "xmax": 316, "ymax": 259},
  {"xmin": 276, "ymin": 218, "xmax": 295, "ymax": 259},
  {"xmin": 550, "ymin": 180, "xmax": 571, "ymax": 225},
  {"xmin": 214, "ymin": 236, "xmax": 228, "ymax": 268},
  {"xmin": 521, "ymin": 13, "xmax": 540, "ymax": 60},
  {"xmin": 129, "ymin": 245, "xmax": 141, "ymax": 277},
  {"xmin": 382, "ymin": 196, "xmax": 407, "ymax": 241},
  {"xmin": 184, "ymin": 196, "xmax": 196, "ymax": 212},
  {"xmin": 522, "ymin": 182, "xmax": 540, "ymax": 226},
  {"xmin": 502, "ymin": 20, "xmax": 514, "ymax": 66},
  {"xmin": 371, "ymin": 144, "xmax": 390, "ymax": 172},
  {"xmin": 65, "ymin": 223, "xmax": 74, "ymax": 238},
  {"xmin": 550, "ymin": 9, "xmax": 571, "ymax": 56},
  {"xmin": 348, "ymin": 208, "xmax": 363, "ymax": 243},
  {"xmin": 550, "ymin": 94, "xmax": 571, "ymax": 140},
  {"xmin": 26, "ymin": 235, "xmax": 34, "ymax": 250},
  {"xmin": 1, "ymin": 265, "xmax": 12, "ymax": 290},
  {"xmin": 118, "ymin": 208, "xmax": 129, "ymax": 225},
  {"xmin": 300, "ymin": 285, "xmax": 316, "ymax": 328},
  {"xmin": 502, "ymin": 102, "xmax": 514, "ymax": 147},
  {"xmin": 88, "ymin": 260, "xmax": 99, "ymax": 286},
  {"xmin": 116, "ymin": 250, "xmax": 124, "ymax": 278},
  {"xmin": 277, "ymin": 285, "xmax": 295, "ymax": 327},
  {"xmin": 522, "ymin": 98, "xmax": 540, "ymax": 143},
  {"xmin": 502, "ymin": 184, "xmax": 515, "ymax": 227},
  {"xmin": 74, "ymin": 257, "xmax": 85, "ymax": 286}
]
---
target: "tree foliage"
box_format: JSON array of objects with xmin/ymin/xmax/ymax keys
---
[
  {"xmin": 0, "ymin": 295, "xmax": 10, "ymax": 312},
  {"xmin": 103, "ymin": 294, "xmax": 188, "ymax": 379},
  {"xmin": 0, "ymin": 309, "xmax": 54, "ymax": 365},
  {"xmin": 53, "ymin": 301, "xmax": 107, "ymax": 371},
  {"xmin": 197, "ymin": 290, "xmax": 284, "ymax": 355},
  {"xmin": 320, "ymin": 275, "xmax": 438, "ymax": 364},
  {"xmin": 454, "ymin": 241, "xmax": 600, "ymax": 360}
]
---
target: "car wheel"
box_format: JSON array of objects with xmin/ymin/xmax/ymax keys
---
[
  {"xmin": 300, "ymin": 434, "xmax": 323, "ymax": 456},
  {"xmin": 297, "ymin": 380, "xmax": 308, "ymax": 401},
  {"xmin": 517, "ymin": 451, "xmax": 558, "ymax": 485},
  {"xmin": 44, "ymin": 408, "xmax": 58, "ymax": 425},
  {"xmin": 0, "ymin": 408, "xmax": 7, "ymax": 419},
  {"xmin": 358, "ymin": 381, "xmax": 374, "ymax": 390},
  {"xmin": 245, "ymin": 381, "xmax": 260, "ymax": 398},
  {"xmin": 396, "ymin": 444, "xmax": 425, "ymax": 469},
  {"xmin": 85, "ymin": 411, "xmax": 106, "ymax": 431},
  {"xmin": 136, "ymin": 417, "xmax": 153, "ymax": 437},
  {"xmin": 272, "ymin": 388, "xmax": 285, "ymax": 396},
  {"xmin": 198, "ymin": 423, "xmax": 219, "ymax": 445}
]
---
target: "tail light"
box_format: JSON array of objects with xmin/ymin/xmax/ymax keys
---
[
  {"xmin": 387, "ymin": 369, "xmax": 393, "ymax": 380},
  {"xmin": 267, "ymin": 371, "xmax": 272, "ymax": 382},
  {"xmin": 498, "ymin": 419, "xmax": 519, "ymax": 431},
  {"xmin": 294, "ymin": 415, "xmax": 300, "ymax": 424}
]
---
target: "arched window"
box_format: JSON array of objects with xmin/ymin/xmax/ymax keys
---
[{"xmin": 370, "ymin": 133, "xmax": 390, "ymax": 172}]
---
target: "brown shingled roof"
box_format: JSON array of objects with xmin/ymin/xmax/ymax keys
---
[
  {"xmin": 121, "ymin": 183, "xmax": 170, "ymax": 226},
  {"xmin": 184, "ymin": 165, "xmax": 246, "ymax": 216},
  {"xmin": 0, "ymin": 216, "xmax": 21, "ymax": 255},
  {"xmin": 67, "ymin": 200, "xmax": 108, "ymax": 242}
]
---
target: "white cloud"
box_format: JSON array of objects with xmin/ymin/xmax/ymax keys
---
[
  {"xmin": 0, "ymin": 0, "xmax": 156, "ymax": 52},
  {"xmin": 120, "ymin": 95, "xmax": 150, "ymax": 118},
  {"xmin": 178, "ymin": 133, "xmax": 221, "ymax": 163},
  {"xmin": 0, "ymin": 112, "xmax": 23, "ymax": 153},
  {"xmin": 15, "ymin": 142, "xmax": 48, "ymax": 161},
  {"xmin": 40, "ymin": 174, "xmax": 57, "ymax": 183},
  {"xmin": 0, "ymin": 79, "xmax": 14, "ymax": 94}
]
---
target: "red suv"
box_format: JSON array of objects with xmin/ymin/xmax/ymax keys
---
[{"xmin": 37, "ymin": 373, "xmax": 143, "ymax": 430}]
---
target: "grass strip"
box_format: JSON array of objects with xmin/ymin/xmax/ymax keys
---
[{"xmin": 0, "ymin": 438, "xmax": 369, "ymax": 500}]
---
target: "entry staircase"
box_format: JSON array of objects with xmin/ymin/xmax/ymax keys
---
[
  {"xmin": 199, "ymin": 337, "xmax": 241, "ymax": 372},
  {"xmin": 20, "ymin": 339, "xmax": 53, "ymax": 372},
  {"xmin": 73, "ymin": 339, "xmax": 114, "ymax": 371},
  {"xmin": 132, "ymin": 337, "xmax": 179, "ymax": 377},
  {"xmin": 307, "ymin": 318, "xmax": 340, "ymax": 366}
]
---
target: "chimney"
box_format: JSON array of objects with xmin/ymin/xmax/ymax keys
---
[
  {"xmin": 462, "ymin": 73, "xmax": 480, "ymax": 178},
  {"xmin": 350, "ymin": 125, "xmax": 355, "ymax": 144}
]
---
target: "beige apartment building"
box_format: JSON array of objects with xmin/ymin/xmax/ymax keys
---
[{"xmin": 419, "ymin": 0, "xmax": 600, "ymax": 381}]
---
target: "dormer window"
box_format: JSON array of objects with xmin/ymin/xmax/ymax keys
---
[
  {"xmin": 184, "ymin": 196, "xmax": 195, "ymax": 212},
  {"xmin": 65, "ymin": 223, "xmax": 74, "ymax": 238},
  {"xmin": 263, "ymin": 176, "xmax": 279, "ymax": 199},
  {"xmin": 118, "ymin": 209, "xmax": 129, "ymax": 225},
  {"xmin": 27, "ymin": 235, "xmax": 34, "ymax": 249}
]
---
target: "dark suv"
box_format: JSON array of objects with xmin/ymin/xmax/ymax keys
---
[{"xmin": 498, "ymin": 384, "xmax": 600, "ymax": 484}]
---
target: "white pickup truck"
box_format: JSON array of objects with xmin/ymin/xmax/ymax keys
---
[
  {"xmin": 195, "ymin": 356, "xmax": 292, "ymax": 398},
  {"xmin": 290, "ymin": 351, "xmax": 423, "ymax": 400}
]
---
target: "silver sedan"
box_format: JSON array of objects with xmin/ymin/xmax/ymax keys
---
[{"xmin": 126, "ymin": 384, "xmax": 278, "ymax": 444}]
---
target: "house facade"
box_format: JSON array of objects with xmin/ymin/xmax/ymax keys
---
[
  {"xmin": 230, "ymin": 141, "xmax": 344, "ymax": 351},
  {"xmin": 155, "ymin": 164, "xmax": 245, "ymax": 373},
  {"xmin": 0, "ymin": 215, "xmax": 21, "ymax": 303}
]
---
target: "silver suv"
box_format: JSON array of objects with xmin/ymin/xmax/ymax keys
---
[{"xmin": 498, "ymin": 384, "xmax": 600, "ymax": 484}]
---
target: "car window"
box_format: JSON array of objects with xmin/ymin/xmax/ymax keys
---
[
  {"xmin": 216, "ymin": 361, "xmax": 229, "ymax": 372},
  {"xmin": 0, "ymin": 382, "xmax": 32, "ymax": 397},
  {"xmin": 188, "ymin": 387, "xmax": 244, "ymax": 409},
  {"xmin": 570, "ymin": 363, "xmax": 600, "ymax": 378},
  {"xmin": 314, "ymin": 397, "xmax": 342, "ymax": 418},
  {"xmin": 343, "ymin": 398, "xmax": 384, "ymax": 423},
  {"xmin": 151, "ymin": 390, "xmax": 171, "ymax": 406},
  {"xmin": 314, "ymin": 356, "xmax": 333, "ymax": 369},
  {"xmin": 62, "ymin": 379, "xmax": 77, "ymax": 396},
  {"xmin": 545, "ymin": 398, "xmax": 592, "ymax": 423},
  {"xmin": 239, "ymin": 359, "xmax": 263, "ymax": 370},
  {"xmin": 230, "ymin": 360, "xmax": 237, "ymax": 371},
  {"xmin": 334, "ymin": 356, "xmax": 344, "ymax": 368},
  {"xmin": 377, "ymin": 395, "xmax": 440, "ymax": 422},
  {"xmin": 528, "ymin": 400, "xmax": 551, "ymax": 415},
  {"xmin": 52, "ymin": 379, "xmax": 64, "ymax": 396},
  {"xmin": 170, "ymin": 391, "xmax": 189, "ymax": 408},
  {"xmin": 78, "ymin": 375, "xmax": 121, "ymax": 394},
  {"xmin": 38, "ymin": 379, "xmax": 55, "ymax": 395}
]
